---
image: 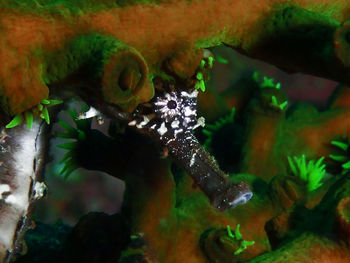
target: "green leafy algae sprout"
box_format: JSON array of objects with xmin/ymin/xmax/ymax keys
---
[
  {"xmin": 287, "ymin": 155, "xmax": 326, "ymax": 191},
  {"xmin": 226, "ymin": 224, "xmax": 255, "ymax": 255}
]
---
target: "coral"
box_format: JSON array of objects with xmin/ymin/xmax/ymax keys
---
[
  {"xmin": 4, "ymin": 1, "xmax": 350, "ymax": 262},
  {"xmin": 267, "ymin": 174, "xmax": 306, "ymax": 212},
  {"xmin": 335, "ymin": 196, "xmax": 350, "ymax": 246},
  {"xmin": 0, "ymin": 2, "xmax": 348, "ymax": 116},
  {"xmin": 287, "ymin": 155, "xmax": 326, "ymax": 192}
]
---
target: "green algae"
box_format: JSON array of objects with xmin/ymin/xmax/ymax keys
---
[
  {"xmin": 41, "ymin": 33, "xmax": 127, "ymax": 84},
  {"xmin": 0, "ymin": 0, "xmax": 170, "ymax": 16},
  {"xmin": 0, "ymin": 0, "xmax": 115, "ymax": 16}
]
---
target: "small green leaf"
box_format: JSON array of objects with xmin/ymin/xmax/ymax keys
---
[
  {"xmin": 25, "ymin": 111, "xmax": 33, "ymax": 130},
  {"xmin": 315, "ymin": 156, "xmax": 325, "ymax": 167},
  {"xmin": 208, "ymin": 57, "xmax": 214, "ymax": 68},
  {"xmin": 215, "ymin": 55, "xmax": 228, "ymax": 64},
  {"xmin": 59, "ymin": 152, "xmax": 72, "ymax": 164},
  {"xmin": 77, "ymin": 130, "xmax": 86, "ymax": 141},
  {"xmin": 243, "ymin": 240, "xmax": 255, "ymax": 246},
  {"xmin": 199, "ymin": 79, "xmax": 205, "ymax": 92},
  {"xmin": 6, "ymin": 114, "xmax": 23, "ymax": 128},
  {"xmin": 226, "ymin": 225, "xmax": 234, "ymax": 239},
  {"xmin": 67, "ymin": 109, "xmax": 78, "ymax": 120},
  {"xmin": 279, "ymin": 100, "xmax": 288, "ymax": 110},
  {"xmin": 41, "ymin": 106, "xmax": 50, "ymax": 124},
  {"xmin": 252, "ymin": 71, "xmax": 259, "ymax": 82},
  {"xmin": 47, "ymin": 99, "xmax": 63, "ymax": 106},
  {"xmin": 41, "ymin": 99, "xmax": 50, "ymax": 104},
  {"xmin": 195, "ymin": 79, "xmax": 206, "ymax": 92},
  {"xmin": 58, "ymin": 121, "xmax": 77, "ymax": 136},
  {"xmin": 196, "ymin": 72, "xmax": 203, "ymax": 80},
  {"xmin": 271, "ymin": 96, "xmax": 279, "ymax": 107},
  {"xmin": 235, "ymin": 224, "xmax": 242, "ymax": 240},
  {"xmin": 234, "ymin": 247, "xmax": 244, "ymax": 255},
  {"xmin": 202, "ymin": 130, "xmax": 212, "ymax": 136},
  {"xmin": 342, "ymin": 161, "xmax": 350, "ymax": 169},
  {"xmin": 199, "ymin": 59, "xmax": 206, "ymax": 69},
  {"xmin": 331, "ymin": 140, "xmax": 349, "ymax": 151},
  {"xmin": 329, "ymin": 154, "xmax": 347, "ymax": 162},
  {"xmin": 60, "ymin": 161, "xmax": 76, "ymax": 179},
  {"xmin": 261, "ymin": 76, "xmax": 275, "ymax": 88},
  {"xmin": 57, "ymin": 142, "xmax": 77, "ymax": 150},
  {"xmin": 37, "ymin": 103, "xmax": 43, "ymax": 111}
]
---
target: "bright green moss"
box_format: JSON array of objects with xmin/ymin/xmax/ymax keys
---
[
  {"xmin": 41, "ymin": 33, "xmax": 127, "ymax": 84},
  {"xmin": 0, "ymin": 0, "xmax": 114, "ymax": 16}
]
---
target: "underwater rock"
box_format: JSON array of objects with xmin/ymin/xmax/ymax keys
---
[
  {"xmin": 335, "ymin": 196, "xmax": 350, "ymax": 246},
  {"xmin": 327, "ymin": 84, "xmax": 350, "ymax": 109},
  {"xmin": 265, "ymin": 210, "xmax": 291, "ymax": 249},
  {"xmin": 334, "ymin": 20, "xmax": 350, "ymax": 69},
  {"xmin": 200, "ymin": 228, "xmax": 244, "ymax": 263},
  {"xmin": 267, "ymin": 175, "xmax": 306, "ymax": 212},
  {"xmin": 246, "ymin": 232, "xmax": 350, "ymax": 263},
  {"xmin": 15, "ymin": 221, "xmax": 71, "ymax": 263},
  {"xmin": 265, "ymin": 203, "xmax": 310, "ymax": 249}
]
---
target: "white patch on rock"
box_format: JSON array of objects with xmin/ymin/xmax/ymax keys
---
[
  {"xmin": 193, "ymin": 117, "xmax": 205, "ymax": 129},
  {"xmin": 171, "ymin": 120, "xmax": 180, "ymax": 129},
  {"xmin": 184, "ymin": 117, "xmax": 192, "ymax": 124},
  {"xmin": 183, "ymin": 106, "xmax": 196, "ymax": 117},
  {"xmin": 189, "ymin": 90, "xmax": 198, "ymax": 98},
  {"xmin": 5, "ymin": 195, "xmax": 18, "ymax": 206},
  {"xmin": 181, "ymin": 90, "xmax": 198, "ymax": 98},
  {"xmin": 157, "ymin": 123, "xmax": 168, "ymax": 136},
  {"xmin": 33, "ymin": 182, "xmax": 47, "ymax": 200},
  {"xmin": 78, "ymin": 107, "xmax": 99, "ymax": 120},
  {"xmin": 128, "ymin": 120, "xmax": 137, "ymax": 126},
  {"xmin": 174, "ymin": 128, "xmax": 183, "ymax": 138},
  {"xmin": 190, "ymin": 152, "xmax": 197, "ymax": 167},
  {"xmin": 141, "ymin": 116, "xmax": 151, "ymax": 125}
]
